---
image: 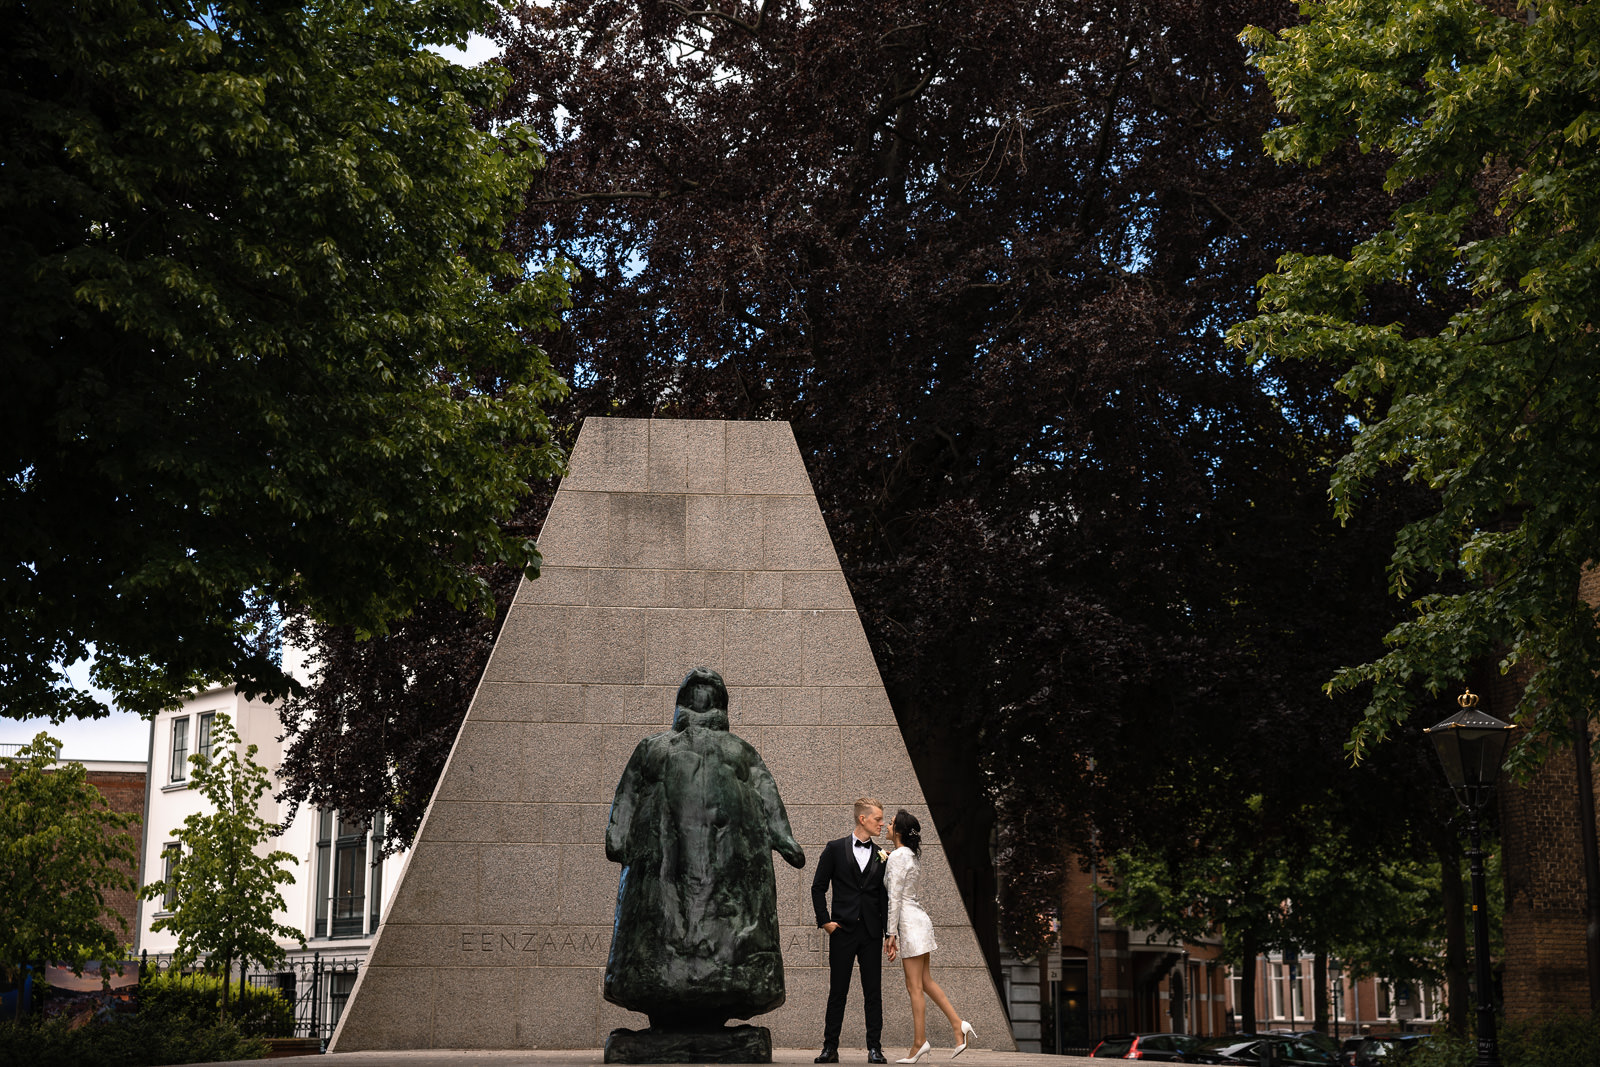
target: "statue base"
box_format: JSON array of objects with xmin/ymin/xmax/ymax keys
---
[{"xmin": 604, "ymin": 1025, "xmax": 772, "ymax": 1064}]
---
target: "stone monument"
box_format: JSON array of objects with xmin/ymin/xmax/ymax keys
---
[
  {"xmin": 330, "ymin": 418, "xmax": 1013, "ymax": 1053},
  {"xmin": 603, "ymin": 666, "xmax": 804, "ymax": 1063}
]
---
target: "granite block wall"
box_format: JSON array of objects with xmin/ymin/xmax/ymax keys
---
[{"xmin": 332, "ymin": 418, "xmax": 1014, "ymax": 1052}]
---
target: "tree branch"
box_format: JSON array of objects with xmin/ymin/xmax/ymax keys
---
[
  {"xmin": 886, "ymin": 63, "xmax": 938, "ymax": 111},
  {"xmin": 527, "ymin": 181, "xmax": 700, "ymax": 206},
  {"xmin": 667, "ymin": 0, "xmax": 773, "ymax": 35}
]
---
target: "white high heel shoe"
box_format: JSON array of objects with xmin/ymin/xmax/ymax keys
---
[
  {"xmin": 951, "ymin": 1021, "xmax": 976, "ymax": 1059},
  {"xmin": 896, "ymin": 1041, "xmax": 931, "ymax": 1064}
]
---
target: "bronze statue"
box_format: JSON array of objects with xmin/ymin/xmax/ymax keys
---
[{"xmin": 603, "ymin": 667, "xmax": 806, "ymax": 1062}]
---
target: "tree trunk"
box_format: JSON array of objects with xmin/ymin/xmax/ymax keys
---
[
  {"xmin": 1240, "ymin": 932, "xmax": 1259, "ymax": 1033},
  {"xmin": 1434, "ymin": 829, "xmax": 1470, "ymax": 1036},
  {"xmin": 220, "ymin": 956, "xmax": 231, "ymax": 1020},
  {"xmin": 1574, "ymin": 711, "xmax": 1600, "ymax": 1015},
  {"xmin": 1313, "ymin": 951, "xmax": 1329, "ymax": 1033}
]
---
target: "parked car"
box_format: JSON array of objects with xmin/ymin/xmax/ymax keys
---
[
  {"xmin": 1339, "ymin": 1037, "xmax": 1367, "ymax": 1065},
  {"xmin": 1090, "ymin": 1032, "xmax": 1218, "ymax": 1061},
  {"xmin": 1348, "ymin": 1034, "xmax": 1430, "ymax": 1065},
  {"xmin": 1198, "ymin": 1034, "xmax": 1341, "ymax": 1065},
  {"xmin": 1268, "ymin": 1031, "xmax": 1340, "ymax": 1056}
]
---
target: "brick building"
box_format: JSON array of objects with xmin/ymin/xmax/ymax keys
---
[
  {"xmin": 995, "ymin": 853, "xmax": 1231, "ymax": 1053},
  {"xmin": 1234, "ymin": 953, "xmax": 1439, "ymax": 1039},
  {"xmin": 83, "ymin": 759, "xmax": 149, "ymax": 941},
  {"xmin": 0, "ymin": 752, "xmax": 147, "ymax": 944},
  {"xmin": 994, "ymin": 851, "xmax": 1448, "ymax": 1053}
]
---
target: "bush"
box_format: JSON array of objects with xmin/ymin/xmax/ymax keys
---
[
  {"xmin": 1409, "ymin": 1016, "xmax": 1600, "ymax": 1067},
  {"xmin": 1407, "ymin": 1031, "xmax": 1472, "ymax": 1067},
  {"xmin": 0, "ymin": 999, "xmax": 267, "ymax": 1066},
  {"xmin": 139, "ymin": 968, "xmax": 294, "ymax": 1037},
  {"xmin": 1505, "ymin": 1015, "xmax": 1600, "ymax": 1067}
]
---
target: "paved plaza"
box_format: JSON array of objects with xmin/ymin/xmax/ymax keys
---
[{"xmin": 182, "ymin": 1051, "xmax": 1099, "ymax": 1067}]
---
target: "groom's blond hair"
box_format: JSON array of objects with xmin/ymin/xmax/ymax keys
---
[{"xmin": 854, "ymin": 797, "xmax": 883, "ymax": 822}]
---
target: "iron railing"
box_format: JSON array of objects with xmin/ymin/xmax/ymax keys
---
[
  {"xmin": 133, "ymin": 949, "xmax": 366, "ymax": 1046},
  {"xmin": 245, "ymin": 952, "xmax": 366, "ymax": 1046}
]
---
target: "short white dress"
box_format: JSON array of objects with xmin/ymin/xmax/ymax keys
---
[{"xmin": 885, "ymin": 845, "xmax": 938, "ymax": 958}]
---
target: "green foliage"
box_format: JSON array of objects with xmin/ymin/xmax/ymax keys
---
[
  {"xmin": 1106, "ymin": 805, "xmax": 1448, "ymax": 986},
  {"xmin": 139, "ymin": 715, "xmax": 304, "ymax": 1006},
  {"xmin": 0, "ymin": 1000, "xmax": 268, "ymax": 1065},
  {"xmin": 1233, "ymin": 0, "xmax": 1600, "ymax": 762},
  {"xmin": 140, "ymin": 968, "xmax": 292, "ymax": 1038},
  {"xmin": 1, "ymin": 0, "xmax": 572, "ymax": 723},
  {"xmin": 1409, "ymin": 1015, "xmax": 1600, "ymax": 1067},
  {"xmin": 0, "ymin": 733, "xmax": 138, "ymax": 991}
]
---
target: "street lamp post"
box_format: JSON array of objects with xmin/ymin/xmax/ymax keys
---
[{"xmin": 1425, "ymin": 689, "xmax": 1518, "ymax": 1067}]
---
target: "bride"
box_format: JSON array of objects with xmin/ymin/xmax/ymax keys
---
[{"xmin": 883, "ymin": 809, "xmax": 977, "ymax": 1063}]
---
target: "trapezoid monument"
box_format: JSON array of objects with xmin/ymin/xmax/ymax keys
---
[{"xmin": 330, "ymin": 417, "xmax": 1014, "ymax": 1053}]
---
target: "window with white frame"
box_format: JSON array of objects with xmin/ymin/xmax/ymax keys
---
[
  {"xmin": 159, "ymin": 842, "xmax": 181, "ymax": 911},
  {"xmin": 1389, "ymin": 980, "xmax": 1441, "ymax": 1021},
  {"xmin": 195, "ymin": 711, "xmax": 215, "ymax": 764},
  {"xmin": 313, "ymin": 808, "xmax": 386, "ymax": 939},
  {"xmin": 328, "ymin": 971, "xmax": 358, "ymax": 1025},
  {"xmin": 1265, "ymin": 957, "xmax": 1311, "ymax": 1021},
  {"xmin": 170, "ymin": 717, "xmax": 189, "ymax": 782}
]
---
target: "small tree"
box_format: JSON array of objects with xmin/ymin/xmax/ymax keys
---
[
  {"xmin": 141, "ymin": 714, "xmax": 303, "ymax": 1018},
  {"xmin": 0, "ymin": 733, "xmax": 139, "ymax": 1017}
]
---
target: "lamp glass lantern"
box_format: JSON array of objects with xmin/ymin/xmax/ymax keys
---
[{"xmin": 1425, "ymin": 690, "xmax": 1517, "ymax": 811}]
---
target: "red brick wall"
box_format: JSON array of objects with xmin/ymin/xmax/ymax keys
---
[
  {"xmin": 87, "ymin": 769, "xmax": 147, "ymax": 944},
  {"xmin": 1486, "ymin": 564, "xmax": 1600, "ymax": 1020},
  {"xmin": 0, "ymin": 765, "xmax": 146, "ymax": 950},
  {"xmin": 1057, "ymin": 854, "xmax": 1228, "ymax": 1038}
]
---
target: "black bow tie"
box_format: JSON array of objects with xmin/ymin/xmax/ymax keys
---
[{"xmin": 855, "ymin": 839, "xmax": 873, "ymax": 849}]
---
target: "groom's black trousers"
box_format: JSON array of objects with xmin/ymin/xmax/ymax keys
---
[{"xmin": 823, "ymin": 924, "xmax": 883, "ymax": 1048}]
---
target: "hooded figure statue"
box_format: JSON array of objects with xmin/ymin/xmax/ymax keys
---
[{"xmin": 604, "ymin": 667, "xmax": 806, "ymax": 1029}]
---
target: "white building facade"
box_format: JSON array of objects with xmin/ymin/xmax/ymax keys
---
[{"xmin": 136, "ymin": 682, "xmax": 407, "ymax": 1036}]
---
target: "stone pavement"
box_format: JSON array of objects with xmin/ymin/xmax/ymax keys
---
[{"xmin": 181, "ymin": 1049, "xmax": 1101, "ymax": 1067}]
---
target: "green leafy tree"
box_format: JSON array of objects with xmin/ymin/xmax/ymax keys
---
[
  {"xmin": 0, "ymin": 733, "xmax": 139, "ymax": 1014},
  {"xmin": 1234, "ymin": 0, "xmax": 1600, "ymax": 761},
  {"xmin": 1107, "ymin": 792, "xmax": 1452, "ymax": 1032},
  {"xmin": 141, "ymin": 714, "xmax": 303, "ymax": 1018},
  {"xmin": 283, "ymin": 2, "xmax": 1437, "ymax": 980},
  {"xmin": 1, "ymin": 0, "xmax": 572, "ymax": 723}
]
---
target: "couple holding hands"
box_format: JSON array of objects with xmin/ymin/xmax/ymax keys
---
[{"xmin": 812, "ymin": 798, "xmax": 977, "ymax": 1065}]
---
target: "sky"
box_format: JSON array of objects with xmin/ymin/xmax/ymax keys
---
[
  {"xmin": 434, "ymin": 33, "xmax": 502, "ymax": 66},
  {"xmin": 3, "ymin": 659, "xmax": 153, "ymax": 764},
  {"xmin": 3, "ymin": 34, "xmax": 504, "ymax": 768}
]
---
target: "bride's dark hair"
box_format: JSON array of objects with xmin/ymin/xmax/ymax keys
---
[{"xmin": 892, "ymin": 809, "xmax": 922, "ymax": 856}]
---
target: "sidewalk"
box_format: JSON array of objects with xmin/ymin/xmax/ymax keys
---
[{"xmin": 181, "ymin": 1049, "xmax": 1101, "ymax": 1067}]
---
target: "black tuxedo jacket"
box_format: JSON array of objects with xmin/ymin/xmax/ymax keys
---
[{"xmin": 811, "ymin": 834, "xmax": 889, "ymax": 938}]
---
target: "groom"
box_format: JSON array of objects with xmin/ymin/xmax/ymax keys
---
[{"xmin": 811, "ymin": 797, "xmax": 889, "ymax": 1064}]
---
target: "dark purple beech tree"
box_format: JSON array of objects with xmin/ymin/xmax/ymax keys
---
[{"xmin": 279, "ymin": 0, "xmax": 1459, "ymax": 993}]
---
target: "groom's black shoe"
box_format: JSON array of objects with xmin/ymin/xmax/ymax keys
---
[
  {"xmin": 867, "ymin": 1049, "xmax": 888, "ymax": 1064},
  {"xmin": 815, "ymin": 1048, "xmax": 839, "ymax": 1064}
]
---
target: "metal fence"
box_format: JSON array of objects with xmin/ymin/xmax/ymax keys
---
[
  {"xmin": 133, "ymin": 950, "xmax": 365, "ymax": 1046},
  {"xmin": 245, "ymin": 952, "xmax": 367, "ymax": 1045}
]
